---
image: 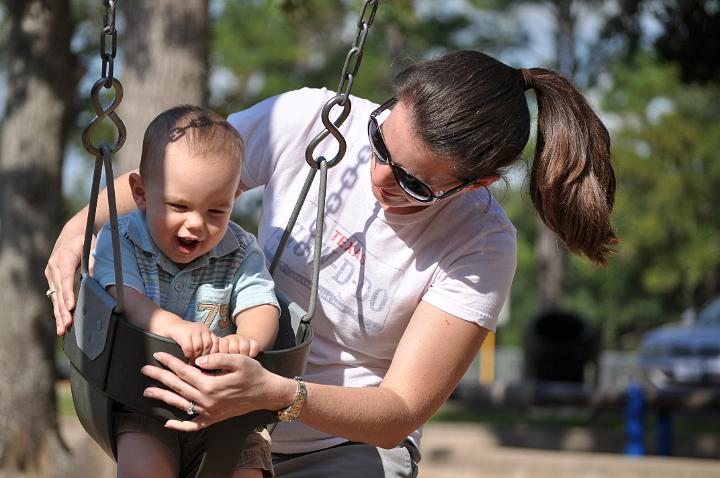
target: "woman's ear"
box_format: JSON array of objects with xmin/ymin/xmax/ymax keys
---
[
  {"xmin": 477, "ymin": 175, "xmax": 501, "ymax": 188},
  {"xmin": 129, "ymin": 173, "xmax": 148, "ymax": 211},
  {"xmin": 468, "ymin": 175, "xmax": 501, "ymax": 191}
]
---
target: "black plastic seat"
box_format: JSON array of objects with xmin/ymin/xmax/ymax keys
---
[{"xmin": 64, "ymin": 275, "xmax": 312, "ymax": 478}]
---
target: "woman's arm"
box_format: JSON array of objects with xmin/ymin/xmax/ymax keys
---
[
  {"xmin": 45, "ymin": 170, "xmax": 138, "ymax": 333},
  {"xmin": 290, "ymin": 301, "xmax": 487, "ymax": 448},
  {"xmin": 142, "ymin": 300, "xmax": 487, "ymax": 449}
]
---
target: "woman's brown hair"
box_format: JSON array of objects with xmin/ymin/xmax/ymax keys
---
[{"xmin": 393, "ymin": 50, "xmax": 618, "ymax": 265}]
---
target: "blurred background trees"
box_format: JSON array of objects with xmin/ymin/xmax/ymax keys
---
[
  {"xmin": 0, "ymin": 0, "xmax": 718, "ymax": 472},
  {"xmin": 0, "ymin": 0, "xmax": 77, "ymax": 471}
]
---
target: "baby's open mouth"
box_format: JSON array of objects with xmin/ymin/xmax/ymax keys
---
[{"xmin": 177, "ymin": 237, "xmax": 199, "ymax": 254}]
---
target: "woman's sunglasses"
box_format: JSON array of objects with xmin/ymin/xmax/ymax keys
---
[{"xmin": 368, "ymin": 98, "xmax": 477, "ymax": 203}]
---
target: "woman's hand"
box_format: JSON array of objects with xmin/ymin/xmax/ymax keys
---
[
  {"xmin": 141, "ymin": 352, "xmax": 295, "ymax": 432},
  {"xmin": 45, "ymin": 213, "xmax": 88, "ymax": 335}
]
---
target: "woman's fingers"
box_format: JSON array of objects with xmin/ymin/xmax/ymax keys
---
[
  {"xmin": 194, "ymin": 351, "xmax": 246, "ymax": 371},
  {"xmin": 141, "ymin": 354, "xmax": 207, "ymax": 399},
  {"xmin": 44, "ymin": 259, "xmax": 74, "ymax": 335},
  {"xmin": 143, "ymin": 386, "xmax": 205, "ymax": 415},
  {"xmin": 164, "ymin": 416, "xmax": 216, "ymax": 432}
]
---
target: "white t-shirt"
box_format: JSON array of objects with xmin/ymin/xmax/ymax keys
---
[{"xmin": 228, "ymin": 88, "xmax": 516, "ymax": 454}]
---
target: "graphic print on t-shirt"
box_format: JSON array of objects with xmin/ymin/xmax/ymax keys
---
[{"xmin": 264, "ymin": 203, "xmax": 403, "ymax": 333}]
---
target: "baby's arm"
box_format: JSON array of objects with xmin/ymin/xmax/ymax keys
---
[
  {"xmin": 218, "ymin": 304, "xmax": 279, "ymax": 357},
  {"xmin": 93, "ymin": 223, "xmax": 216, "ymax": 361}
]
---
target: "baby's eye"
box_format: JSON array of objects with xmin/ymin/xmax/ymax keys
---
[
  {"xmin": 208, "ymin": 209, "xmax": 226, "ymax": 216},
  {"xmin": 168, "ymin": 203, "xmax": 187, "ymax": 211}
]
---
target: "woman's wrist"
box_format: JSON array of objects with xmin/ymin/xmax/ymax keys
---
[{"xmin": 268, "ymin": 374, "xmax": 302, "ymax": 412}]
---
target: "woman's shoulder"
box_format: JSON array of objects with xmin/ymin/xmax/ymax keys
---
[
  {"xmin": 454, "ymin": 191, "xmax": 516, "ymax": 236},
  {"xmin": 437, "ymin": 191, "xmax": 517, "ymax": 257},
  {"xmin": 227, "ymin": 87, "xmax": 378, "ymax": 128}
]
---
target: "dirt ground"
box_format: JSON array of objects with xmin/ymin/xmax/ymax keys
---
[
  {"xmin": 418, "ymin": 422, "xmax": 720, "ymax": 478},
  {"xmin": 50, "ymin": 415, "xmax": 720, "ymax": 478}
]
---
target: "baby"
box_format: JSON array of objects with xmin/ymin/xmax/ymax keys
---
[{"xmin": 93, "ymin": 105, "xmax": 279, "ymax": 478}]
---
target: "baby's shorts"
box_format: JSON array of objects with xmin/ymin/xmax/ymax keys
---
[{"xmin": 114, "ymin": 411, "xmax": 273, "ymax": 477}]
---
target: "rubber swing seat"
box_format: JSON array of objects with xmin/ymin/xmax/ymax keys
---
[{"xmin": 64, "ymin": 275, "xmax": 312, "ymax": 478}]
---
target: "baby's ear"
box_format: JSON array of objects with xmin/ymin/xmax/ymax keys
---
[{"xmin": 129, "ymin": 173, "xmax": 147, "ymax": 211}]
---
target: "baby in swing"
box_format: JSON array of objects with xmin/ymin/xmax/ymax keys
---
[{"xmin": 92, "ymin": 105, "xmax": 279, "ymax": 478}]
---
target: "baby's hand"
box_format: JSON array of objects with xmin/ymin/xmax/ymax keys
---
[
  {"xmin": 217, "ymin": 335, "xmax": 262, "ymax": 358},
  {"xmin": 164, "ymin": 322, "xmax": 217, "ymax": 362}
]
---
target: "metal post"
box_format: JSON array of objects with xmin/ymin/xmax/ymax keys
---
[
  {"xmin": 655, "ymin": 408, "xmax": 673, "ymax": 456},
  {"xmin": 624, "ymin": 383, "xmax": 646, "ymax": 456}
]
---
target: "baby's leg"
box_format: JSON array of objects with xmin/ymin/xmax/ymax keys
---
[
  {"xmin": 116, "ymin": 430, "xmax": 179, "ymax": 478},
  {"xmin": 230, "ymin": 469, "xmax": 264, "ymax": 478},
  {"xmin": 232, "ymin": 427, "xmax": 273, "ymax": 478}
]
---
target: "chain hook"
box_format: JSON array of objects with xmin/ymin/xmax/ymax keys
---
[
  {"xmin": 304, "ymin": 95, "xmax": 351, "ymax": 169},
  {"xmin": 82, "ymin": 77, "xmax": 127, "ymax": 157}
]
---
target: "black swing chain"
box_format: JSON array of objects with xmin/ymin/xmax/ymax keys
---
[
  {"xmin": 336, "ymin": 0, "xmax": 378, "ymax": 104},
  {"xmin": 80, "ymin": 0, "xmax": 126, "ymax": 313},
  {"xmin": 100, "ymin": 0, "xmax": 118, "ymax": 88},
  {"xmin": 82, "ymin": 0, "xmax": 126, "ymax": 157},
  {"xmin": 304, "ymin": 0, "xmax": 378, "ymax": 170},
  {"xmin": 271, "ymin": 1, "xmax": 379, "ymax": 330}
]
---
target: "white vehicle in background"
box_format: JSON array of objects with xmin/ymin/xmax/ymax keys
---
[{"xmin": 639, "ymin": 297, "xmax": 720, "ymax": 389}]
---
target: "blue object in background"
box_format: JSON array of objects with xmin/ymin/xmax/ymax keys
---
[
  {"xmin": 656, "ymin": 408, "xmax": 673, "ymax": 456},
  {"xmin": 625, "ymin": 383, "xmax": 646, "ymax": 456}
]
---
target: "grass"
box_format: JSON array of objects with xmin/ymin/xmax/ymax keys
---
[
  {"xmin": 432, "ymin": 398, "xmax": 720, "ymax": 435},
  {"xmin": 56, "ymin": 380, "xmax": 77, "ymax": 417}
]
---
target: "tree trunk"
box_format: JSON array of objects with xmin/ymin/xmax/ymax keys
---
[
  {"xmin": 116, "ymin": 0, "xmax": 210, "ymax": 174},
  {"xmin": 0, "ymin": 0, "xmax": 78, "ymax": 473}
]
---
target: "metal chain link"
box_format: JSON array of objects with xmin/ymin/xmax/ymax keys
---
[
  {"xmin": 336, "ymin": 0, "xmax": 378, "ymax": 103},
  {"xmin": 100, "ymin": 0, "xmax": 118, "ymax": 88},
  {"xmin": 304, "ymin": 0, "xmax": 378, "ymax": 170},
  {"xmin": 82, "ymin": 0, "xmax": 126, "ymax": 157}
]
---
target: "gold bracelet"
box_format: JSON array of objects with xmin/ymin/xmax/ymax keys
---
[{"xmin": 276, "ymin": 377, "xmax": 307, "ymax": 422}]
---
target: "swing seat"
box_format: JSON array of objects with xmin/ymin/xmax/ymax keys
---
[{"xmin": 63, "ymin": 275, "xmax": 312, "ymax": 478}]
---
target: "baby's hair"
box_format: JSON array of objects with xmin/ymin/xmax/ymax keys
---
[{"xmin": 140, "ymin": 105, "xmax": 244, "ymax": 178}]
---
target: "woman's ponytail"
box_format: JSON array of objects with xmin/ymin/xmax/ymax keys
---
[{"xmin": 524, "ymin": 67, "xmax": 619, "ymax": 265}]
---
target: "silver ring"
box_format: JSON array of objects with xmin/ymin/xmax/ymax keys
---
[
  {"xmin": 186, "ymin": 400, "xmax": 195, "ymax": 416},
  {"xmin": 46, "ymin": 289, "xmax": 57, "ymax": 299}
]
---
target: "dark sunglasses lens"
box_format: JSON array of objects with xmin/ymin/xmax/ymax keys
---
[
  {"xmin": 369, "ymin": 120, "xmax": 389, "ymax": 164},
  {"xmin": 393, "ymin": 167, "xmax": 432, "ymax": 201}
]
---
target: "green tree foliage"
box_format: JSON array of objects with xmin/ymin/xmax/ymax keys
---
[
  {"xmin": 211, "ymin": 0, "xmax": 523, "ymax": 115},
  {"xmin": 603, "ymin": 56, "xmax": 720, "ymax": 304}
]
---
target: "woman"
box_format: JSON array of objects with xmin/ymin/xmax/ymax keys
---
[{"xmin": 46, "ymin": 50, "xmax": 617, "ymax": 476}]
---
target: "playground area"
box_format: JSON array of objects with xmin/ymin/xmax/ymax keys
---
[
  {"xmin": 49, "ymin": 345, "xmax": 720, "ymax": 478},
  {"xmin": 52, "ymin": 411, "xmax": 719, "ymax": 478}
]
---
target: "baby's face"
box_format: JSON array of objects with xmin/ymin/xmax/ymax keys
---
[{"xmin": 140, "ymin": 143, "xmax": 241, "ymax": 265}]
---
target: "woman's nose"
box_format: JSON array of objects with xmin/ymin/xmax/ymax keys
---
[{"xmin": 371, "ymin": 158, "xmax": 397, "ymax": 188}]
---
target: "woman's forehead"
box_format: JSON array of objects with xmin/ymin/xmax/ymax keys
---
[{"xmin": 382, "ymin": 101, "xmax": 456, "ymax": 184}]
